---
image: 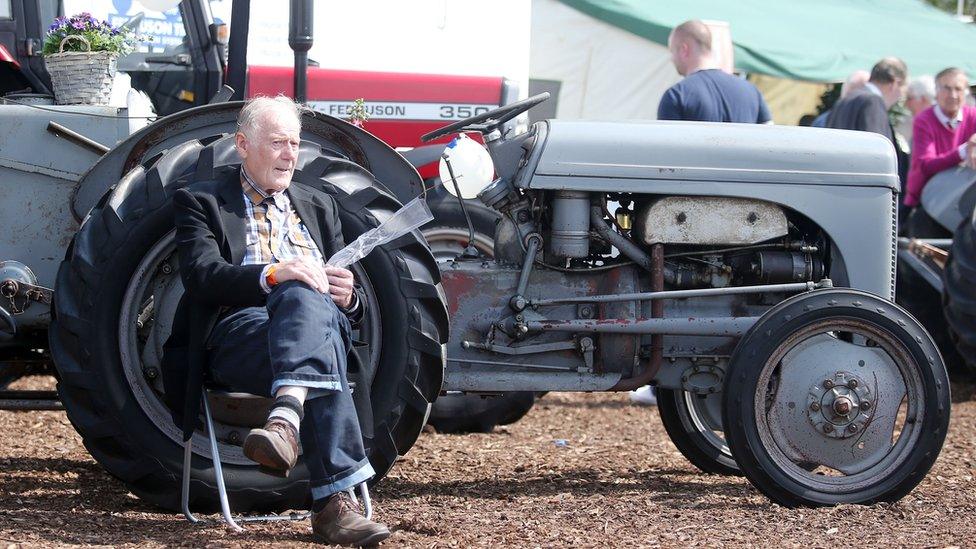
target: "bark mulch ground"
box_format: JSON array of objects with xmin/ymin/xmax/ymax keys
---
[{"xmin": 1, "ymin": 376, "xmax": 974, "ymax": 547}]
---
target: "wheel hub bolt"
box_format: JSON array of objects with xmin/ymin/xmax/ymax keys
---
[
  {"xmin": 860, "ymin": 400, "xmax": 871, "ymax": 410},
  {"xmin": 847, "ymin": 424, "xmax": 859, "ymax": 433},
  {"xmin": 832, "ymin": 396, "xmax": 854, "ymax": 416},
  {"xmin": 809, "ymin": 402, "xmax": 821, "ymax": 412},
  {"xmin": 823, "ymin": 379, "xmax": 834, "ymax": 389},
  {"xmin": 823, "ymin": 424, "xmax": 833, "ymax": 433},
  {"xmin": 848, "ymin": 379, "xmax": 858, "ymax": 389}
]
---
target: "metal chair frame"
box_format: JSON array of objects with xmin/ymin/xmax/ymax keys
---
[{"xmin": 180, "ymin": 392, "xmax": 372, "ymax": 532}]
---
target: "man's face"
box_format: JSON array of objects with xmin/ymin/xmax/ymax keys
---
[
  {"xmin": 905, "ymin": 92, "xmax": 932, "ymax": 116},
  {"xmin": 236, "ymin": 111, "xmax": 301, "ymax": 193},
  {"xmin": 879, "ymin": 78, "xmax": 906, "ymax": 109},
  {"xmin": 936, "ymin": 72, "xmax": 969, "ymax": 118}
]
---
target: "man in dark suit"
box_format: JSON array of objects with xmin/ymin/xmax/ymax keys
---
[
  {"xmin": 164, "ymin": 96, "xmax": 389, "ymax": 546},
  {"xmin": 826, "ymin": 57, "xmax": 907, "ymax": 141},
  {"xmin": 826, "ymin": 57, "xmax": 909, "ymax": 217}
]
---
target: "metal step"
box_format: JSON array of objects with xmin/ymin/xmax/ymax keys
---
[{"xmin": 0, "ymin": 389, "xmax": 62, "ymax": 410}]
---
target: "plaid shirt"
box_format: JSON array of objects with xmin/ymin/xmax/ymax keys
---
[
  {"xmin": 240, "ymin": 168, "xmax": 324, "ymax": 269},
  {"xmin": 239, "ymin": 169, "xmax": 360, "ymax": 313}
]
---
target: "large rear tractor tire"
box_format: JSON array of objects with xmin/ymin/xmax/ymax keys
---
[
  {"xmin": 657, "ymin": 388, "xmax": 740, "ymax": 476},
  {"xmin": 426, "ymin": 391, "xmax": 537, "ymax": 434},
  {"xmin": 943, "ymin": 216, "xmax": 976, "ymax": 374},
  {"xmin": 50, "ymin": 134, "xmax": 449, "ymax": 512},
  {"xmin": 422, "ymin": 184, "xmax": 496, "ymax": 262}
]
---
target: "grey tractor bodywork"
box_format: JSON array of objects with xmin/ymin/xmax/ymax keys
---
[
  {"xmin": 441, "ymin": 120, "xmax": 898, "ymax": 394},
  {"xmin": 0, "ymin": 104, "xmax": 132, "ymax": 332}
]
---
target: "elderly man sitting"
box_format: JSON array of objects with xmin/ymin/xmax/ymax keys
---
[{"xmin": 166, "ymin": 96, "xmax": 389, "ymax": 546}]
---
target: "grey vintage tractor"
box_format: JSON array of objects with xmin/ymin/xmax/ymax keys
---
[
  {"xmin": 0, "ymin": 86, "xmax": 941, "ymax": 510},
  {"xmin": 416, "ymin": 95, "xmax": 949, "ymax": 506}
]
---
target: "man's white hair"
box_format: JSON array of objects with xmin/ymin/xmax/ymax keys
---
[
  {"xmin": 840, "ymin": 70, "xmax": 870, "ymax": 99},
  {"xmin": 907, "ymin": 75, "xmax": 936, "ymax": 102},
  {"xmin": 237, "ymin": 95, "xmax": 304, "ymax": 138}
]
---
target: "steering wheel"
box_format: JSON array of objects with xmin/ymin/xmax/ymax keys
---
[{"xmin": 420, "ymin": 92, "xmax": 550, "ymax": 143}]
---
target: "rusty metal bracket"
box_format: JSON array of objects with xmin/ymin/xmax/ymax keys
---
[
  {"xmin": 0, "ymin": 279, "xmax": 53, "ymax": 314},
  {"xmin": 903, "ymin": 238, "xmax": 948, "ymax": 269},
  {"xmin": 462, "ymin": 339, "xmax": 576, "ymax": 355}
]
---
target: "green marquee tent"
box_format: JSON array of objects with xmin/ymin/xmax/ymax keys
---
[{"xmin": 558, "ymin": 0, "xmax": 976, "ymax": 82}]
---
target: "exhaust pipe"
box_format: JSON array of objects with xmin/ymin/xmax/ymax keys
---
[{"xmin": 288, "ymin": 0, "xmax": 313, "ymax": 104}]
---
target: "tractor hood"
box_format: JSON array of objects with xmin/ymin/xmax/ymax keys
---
[{"xmin": 526, "ymin": 120, "xmax": 899, "ymax": 190}]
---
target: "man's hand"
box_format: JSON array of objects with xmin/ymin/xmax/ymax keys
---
[
  {"xmin": 324, "ymin": 265, "xmax": 355, "ymax": 309},
  {"xmin": 273, "ymin": 258, "xmax": 330, "ymax": 294},
  {"xmin": 965, "ymin": 135, "xmax": 976, "ymax": 169}
]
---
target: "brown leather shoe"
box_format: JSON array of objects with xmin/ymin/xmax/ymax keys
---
[
  {"xmin": 312, "ymin": 491, "xmax": 391, "ymax": 547},
  {"xmin": 243, "ymin": 419, "xmax": 298, "ymax": 477}
]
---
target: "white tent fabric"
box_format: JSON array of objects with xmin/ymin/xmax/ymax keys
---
[{"xmin": 530, "ymin": 0, "xmax": 680, "ymax": 120}]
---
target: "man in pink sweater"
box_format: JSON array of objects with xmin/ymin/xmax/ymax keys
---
[{"xmin": 905, "ymin": 67, "xmax": 976, "ymax": 209}]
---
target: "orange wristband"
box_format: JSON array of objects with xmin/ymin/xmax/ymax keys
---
[{"xmin": 266, "ymin": 264, "xmax": 279, "ymax": 287}]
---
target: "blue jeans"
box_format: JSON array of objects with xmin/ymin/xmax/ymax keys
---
[{"xmin": 208, "ymin": 281, "xmax": 374, "ymax": 499}]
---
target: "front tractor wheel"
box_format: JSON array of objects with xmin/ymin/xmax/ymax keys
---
[
  {"xmin": 722, "ymin": 289, "xmax": 949, "ymax": 507},
  {"xmin": 50, "ymin": 134, "xmax": 449, "ymax": 511}
]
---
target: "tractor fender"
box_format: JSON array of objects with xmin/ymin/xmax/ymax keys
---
[
  {"xmin": 919, "ymin": 166, "xmax": 976, "ymax": 233},
  {"xmin": 71, "ymin": 101, "xmax": 424, "ymax": 221}
]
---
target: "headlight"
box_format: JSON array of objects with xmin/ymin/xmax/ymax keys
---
[{"xmin": 438, "ymin": 134, "xmax": 495, "ymax": 199}]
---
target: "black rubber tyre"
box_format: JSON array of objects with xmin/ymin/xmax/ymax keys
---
[
  {"xmin": 943, "ymin": 216, "xmax": 976, "ymax": 374},
  {"xmin": 896, "ymin": 256, "xmax": 964, "ymax": 375},
  {"xmin": 426, "ymin": 392, "xmax": 536, "ymax": 434},
  {"xmin": 657, "ymin": 388, "xmax": 740, "ymax": 476},
  {"xmin": 49, "ymin": 134, "xmax": 449, "ymax": 512},
  {"xmin": 723, "ymin": 289, "xmax": 950, "ymax": 507},
  {"xmin": 422, "ymin": 184, "xmax": 497, "ymax": 262}
]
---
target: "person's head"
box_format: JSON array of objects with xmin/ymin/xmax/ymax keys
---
[
  {"xmin": 668, "ymin": 20, "xmax": 712, "ymax": 76},
  {"xmin": 935, "ymin": 67, "xmax": 969, "ymax": 118},
  {"xmin": 840, "ymin": 70, "xmax": 870, "ymax": 99},
  {"xmin": 905, "ymin": 75, "xmax": 936, "ymax": 116},
  {"xmin": 235, "ymin": 95, "xmax": 304, "ymax": 193},
  {"xmin": 868, "ymin": 57, "xmax": 908, "ymax": 109}
]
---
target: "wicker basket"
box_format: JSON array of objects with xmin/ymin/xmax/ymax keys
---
[{"xmin": 43, "ymin": 35, "xmax": 118, "ymax": 105}]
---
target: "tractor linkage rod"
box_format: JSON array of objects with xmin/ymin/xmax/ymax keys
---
[{"xmin": 528, "ymin": 279, "xmax": 833, "ymax": 307}]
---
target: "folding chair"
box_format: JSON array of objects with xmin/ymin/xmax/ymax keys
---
[{"xmin": 180, "ymin": 389, "xmax": 372, "ymax": 532}]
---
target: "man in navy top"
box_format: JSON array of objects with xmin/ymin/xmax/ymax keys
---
[
  {"xmin": 657, "ymin": 19, "xmax": 772, "ymax": 124},
  {"xmin": 635, "ymin": 20, "xmax": 771, "ymax": 408}
]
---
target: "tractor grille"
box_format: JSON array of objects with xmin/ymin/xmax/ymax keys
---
[{"xmin": 889, "ymin": 192, "xmax": 898, "ymax": 301}]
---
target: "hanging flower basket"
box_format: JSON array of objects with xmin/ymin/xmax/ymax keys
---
[{"xmin": 44, "ymin": 35, "xmax": 118, "ymax": 105}]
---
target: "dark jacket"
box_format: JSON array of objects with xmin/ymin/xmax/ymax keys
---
[
  {"xmin": 825, "ymin": 88, "xmax": 893, "ymax": 142},
  {"xmin": 162, "ymin": 166, "xmax": 365, "ymax": 439},
  {"xmin": 826, "ymin": 88, "xmax": 908, "ymax": 183}
]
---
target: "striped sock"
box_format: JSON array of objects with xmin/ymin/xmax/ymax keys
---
[{"xmin": 268, "ymin": 394, "xmax": 304, "ymax": 433}]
